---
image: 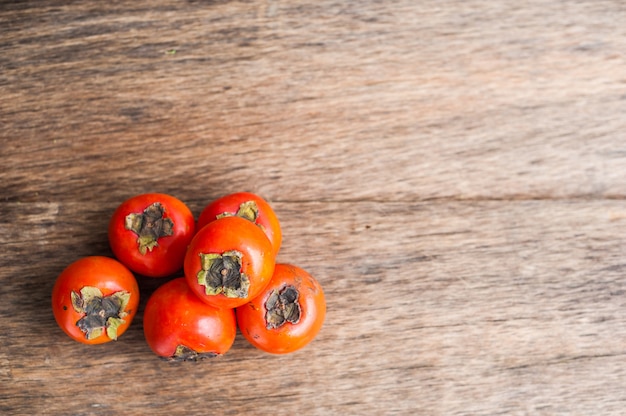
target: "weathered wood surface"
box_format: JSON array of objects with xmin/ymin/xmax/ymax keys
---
[{"xmin": 1, "ymin": 0, "xmax": 625, "ymax": 414}]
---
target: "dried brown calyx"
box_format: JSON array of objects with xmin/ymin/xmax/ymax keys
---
[
  {"xmin": 125, "ymin": 202, "xmax": 174, "ymax": 255},
  {"xmin": 265, "ymin": 285, "xmax": 301, "ymax": 329},
  {"xmin": 162, "ymin": 345, "xmax": 218, "ymax": 362},
  {"xmin": 71, "ymin": 286, "xmax": 131, "ymax": 340},
  {"xmin": 197, "ymin": 250, "xmax": 250, "ymax": 298},
  {"xmin": 217, "ymin": 200, "xmax": 259, "ymax": 223}
]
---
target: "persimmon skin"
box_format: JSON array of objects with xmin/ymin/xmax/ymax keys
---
[
  {"xmin": 197, "ymin": 192, "xmax": 282, "ymax": 256},
  {"xmin": 143, "ymin": 278, "xmax": 237, "ymax": 360},
  {"xmin": 236, "ymin": 263, "xmax": 326, "ymax": 354},
  {"xmin": 184, "ymin": 216, "xmax": 276, "ymax": 310},
  {"xmin": 108, "ymin": 193, "xmax": 195, "ymax": 278},
  {"xmin": 51, "ymin": 256, "xmax": 139, "ymax": 345}
]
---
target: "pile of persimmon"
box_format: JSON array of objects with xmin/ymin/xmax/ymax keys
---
[{"xmin": 51, "ymin": 192, "xmax": 326, "ymax": 360}]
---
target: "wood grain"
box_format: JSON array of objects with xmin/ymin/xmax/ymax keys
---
[
  {"xmin": 3, "ymin": 0, "xmax": 625, "ymax": 203},
  {"xmin": 2, "ymin": 200, "xmax": 625, "ymax": 415},
  {"xmin": 1, "ymin": 0, "xmax": 626, "ymax": 415}
]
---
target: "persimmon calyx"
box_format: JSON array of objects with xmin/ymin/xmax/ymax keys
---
[
  {"xmin": 216, "ymin": 200, "xmax": 259, "ymax": 223},
  {"xmin": 71, "ymin": 286, "xmax": 131, "ymax": 340},
  {"xmin": 124, "ymin": 202, "xmax": 174, "ymax": 255},
  {"xmin": 265, "ymin": 285, "xmax": 301, "ymax": 329},
  {"xmin": 164, "ymin": 345, "xmax": 218, "ymax": 362},
  {"xmin": 197, "ymin": 250, "xmax": 250, "ymax": 298}
]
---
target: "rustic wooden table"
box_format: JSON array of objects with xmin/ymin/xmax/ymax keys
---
[{"xmin": 2, "ymin": 0, "xmax": 625, "ymax": 414}]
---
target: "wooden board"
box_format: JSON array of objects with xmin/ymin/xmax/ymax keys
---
[{"xmin": 1, "ymin": 0, "xmax": 626, "ymax": 414}]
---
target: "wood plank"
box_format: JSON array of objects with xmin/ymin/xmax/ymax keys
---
[
  {"xmin": 2, "ymin": 0, "xmax": 626, "ymax": 203},
  {"xmin": 1, "ymin": 199, "xmax": 625, "ymax": 414},
  {"xmin": 2, "ymin": 0, "xmax": 626, "ymax": 414}
]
